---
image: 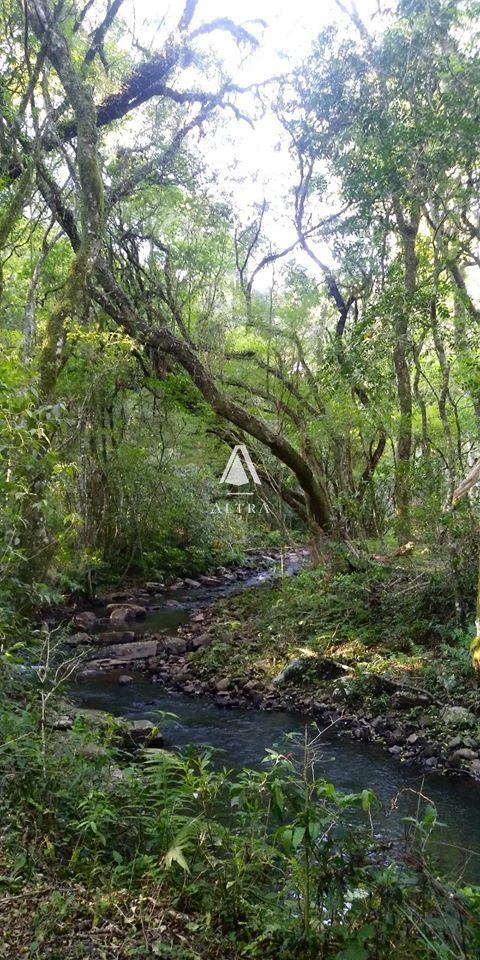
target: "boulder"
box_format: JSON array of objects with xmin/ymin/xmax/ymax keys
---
[
  {"xmin": 165, "ymin": 599, "xmax": 181, "ymax": 609},
  {"xmin": 391, "ymin": 690, "xmax": 432, "ymax": 709},
  {"xmin": 469, "ymin": 759, "xmax": 480, "ymax": 778},
  {"xmin": 97, "ymin": 631, "xmax": 135, "ymax": 645},
  {"xmin": 164, "ymin": 637, "xmax": 187, "ymax": 655},
  {"xmin": 74, "ymin": 611, "xmax": 97, "ymax": 629},
  {"xmin": 108, "ymin": 603, "xmax": 147, "ymax": 622},
  {"xmin": 191, "ymin": 612, "xmax": 205, "ymax": 623},
  {"xmin": 77, "ymin": 743, "xmax": 108, "ymax": 760},
  {"xmin": 89, "ymin": 640, "xmax": 158, "ymax": 662},
  {"xmin": 52, "ymin": 715, "xmax": 73, "ymax": 731},
  {"xmin": 191, "ymin": 632, "xmax": 211, "ymax": 650},
  {"xmin": 118, "ymin": 674, "xmax": 134, "ymax": 686},
  {"xmin": 215, "ymin": 677, "xmax": 231, "ymax": 692},
  {"xmin": 73, "ymin": 708, "xmax": 112, "ymax": 729},
  {"xmin": 449, "ymin": 748, "xmax": 478, "ymax": 763},
  {"xmin": 66, "ymin": 631, "xmax": 91, "ymax": 647},
  {"xmin": 441, "ymin": 706, "xmax": 475, "ymax": 726},
  {"xmin": 146, "ymin": 656, "xmax": 165, "ymax": 673},
  {"xmin": 123, "ymin": 719, "xmax": 164, "ymax": 748},
  {"xmin": 273, "ymin": 656, "xmax": 350, "ymax": 686},
  {"xmin": 146, "ymin": 582, "xmax": 164, "ymax": 591},
  {"xmin": 184, "ymin": 578, "xmax": 201, "ymax": 588}
]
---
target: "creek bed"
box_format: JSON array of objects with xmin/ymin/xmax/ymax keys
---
[
  {"xmin": 71, "ymin": 671, "xmax": 480, "ymax": 883},
  {"xmin": 70, "ymin": 555, "xmax": 480, "ymax": 884}
]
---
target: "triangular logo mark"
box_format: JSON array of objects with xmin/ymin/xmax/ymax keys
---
[{"xmin": 220, "ymin": 444, "xmax": 261, "ymax": 487}]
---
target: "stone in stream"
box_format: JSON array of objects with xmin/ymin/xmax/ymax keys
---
[
  {"xmin": 191, "ymin": 612, "xmax": 205, "ymax": 623},
  {"xmin": 88, "ymin": 640, "xmax": 158, "ymax": 662},
  {"xmin": 97, "ymin": 631, "xmax": 135, "ymax": 645},
  {"xmin": 74, "ymin": 611, "xmax": 98, "ymax": 629},
  {"xmin": 146, "ymin": 581, "xmax": 164, "ymax": 592},
  {"xmin": 118, "ymin": 674, "xmax": 134, "ymax": 686},
  {"xmin": 165, "ymin": 599, "xmax": 181, "ymax": 608},
  {"xmin": 184, "ymin": 578, "xmax": 201, "ymax": 588},
  {"xmin": 163, "ymin": 637, "xmax": 187, "ymax": 655},
  {"xmin": 215, "ymin": 677, "xmax": 231, "ymax": 692},
  {"xmin": 123, "ymin": 719, "xmax": 164, "ymax": 747},
  {"xmin": 108, "ymin": 603, "xmax": 148, "ymax": 623},
  {"xmin": 66, "ymin": 631, "xmax": 91, "ymax": 647}
]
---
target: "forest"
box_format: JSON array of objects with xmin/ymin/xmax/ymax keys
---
[{"xmin": 1, "ymin": 0, "xmax": 480, "ymax": 956}]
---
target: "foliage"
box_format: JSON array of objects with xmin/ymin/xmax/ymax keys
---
[{"xmin": 0, "ymin": 682, "xmax": 477, "ymax": 959}]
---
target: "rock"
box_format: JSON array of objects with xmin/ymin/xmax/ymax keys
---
[
  {"xmin": 164, "ymin": 637, "xmax": 187, "ymax": 655},
  {"xmin": 215, "ymin": 691, "xmax": 231, "ymax": 706},
  {"xmin": 88, "ymin": 640, "xmax": 158, "ymax": 662},
  {"xmin": 388, "ymin": 745, "xmax": 402, "ymax": 756},
  {"xmin": 97, "ymin": 631, "xmax": 135, "ymax": 645},
  {"xmin": 191, "ymin": 612, "xmax": 205, "ymax": 623},
  {"xmin": 184, "ymin": 578, "xmax": 201, "ymax": 588},
  {"xmin": 74, "ymin": 611, "xmax": 97, "ymax": 629},
  {"xmin": 146, "ymin": 581, "xmax": 164, "ymax": 591},
  {"xmin": 52, "ymin": 715, "xmax": 73, "ymax": 731},
  {"xmin": 165, "ymin": 599, "xmax": 181, "ymax": 608},
  {"xmin": 215, "ymin": 677, "xmax": 231, "ymax": 692},
  {"xmin": 78, "ymin": 743, "xmax": 108, "ymax": 760},
  {"xmin": 108, "ymin": 604, "xmax": 147, "ymax": 622},
  {"xmin": 420, "ymin": 741, "xmax": 442, "ymax": 759},
  {"xmin": 106, "ymin": 765, "xmax": 125, "ymax": 786},
  {"xmin": 72, "ymin": 708, "xmax": 113, "ymax": 729},
  {"xmin": 66, "ymin": 631, "xmax": 91, "ymax": 647},
  {"xmin": 386, "ymin": 729, "xmax": 404, "ymax": 747},
  {"xmin": 424, "ymin": 757, "xmax": 438, "ymax": 768},
  {"xmin": 469, "ymin": 760, "xmax": 480, "ymax": 778},
  {"xmin": 118, "ymin": 674, "xmax": 133, "ymax": 686},
  {"xmin": 146, "ymin": 656, "xmax": 165, "ymax": 673},
  {"xmin": 123, "ymin": 718, "xmax": 164, "ymax": 747},
  {"xmin": 168, "ymin": 580, "xmax": 185, "ymax": 591},
  {"xmin": 406, "ymin": 733, "xmax": 420, "ymax": 745},
  {"xmin": 447, "ymin": 736, "xmax": 463, "ymax": 750},
  {"xmin": 273, "ymin": 656, "xmax": 349, "ymax": 686},
  {"xmin": 450, "ymin": 748, "xmax": 478, "ymax": 763},
  {"xmin": 191, "ymin": 632, "xmax": 211, "ymax": 650},
  {"xmin": 441, "ymin": 706, "xmax": 475, "ymax": 727},
  {"xmin": 391, "ymin": 690, "xmax": 432, "ymax": 709}
]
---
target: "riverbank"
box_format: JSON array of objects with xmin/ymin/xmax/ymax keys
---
[
  {"xmin": 71, "ymin": 554, "xmax": 480, "ymax": 781},
  {"xmin": 3, "ymin": 552, "xmax": 480, "ymax": 959}
]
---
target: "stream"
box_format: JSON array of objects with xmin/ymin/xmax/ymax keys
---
[{"xmin": 71, "ymin": 556, "xmax": 480, "ymax": 884}]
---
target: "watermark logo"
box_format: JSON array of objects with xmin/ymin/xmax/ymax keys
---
[
  {"xmin": 219, "ymin": 444, "xmax": 261, "ymax": 494},
  {"xmin": 213, "ymin": 444, "xmax": 270, "ymax": 516}
]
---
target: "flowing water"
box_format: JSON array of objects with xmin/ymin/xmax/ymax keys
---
[{"xmin": 71, "ymin": 558, "xmax": 480, "ymax": 883}]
